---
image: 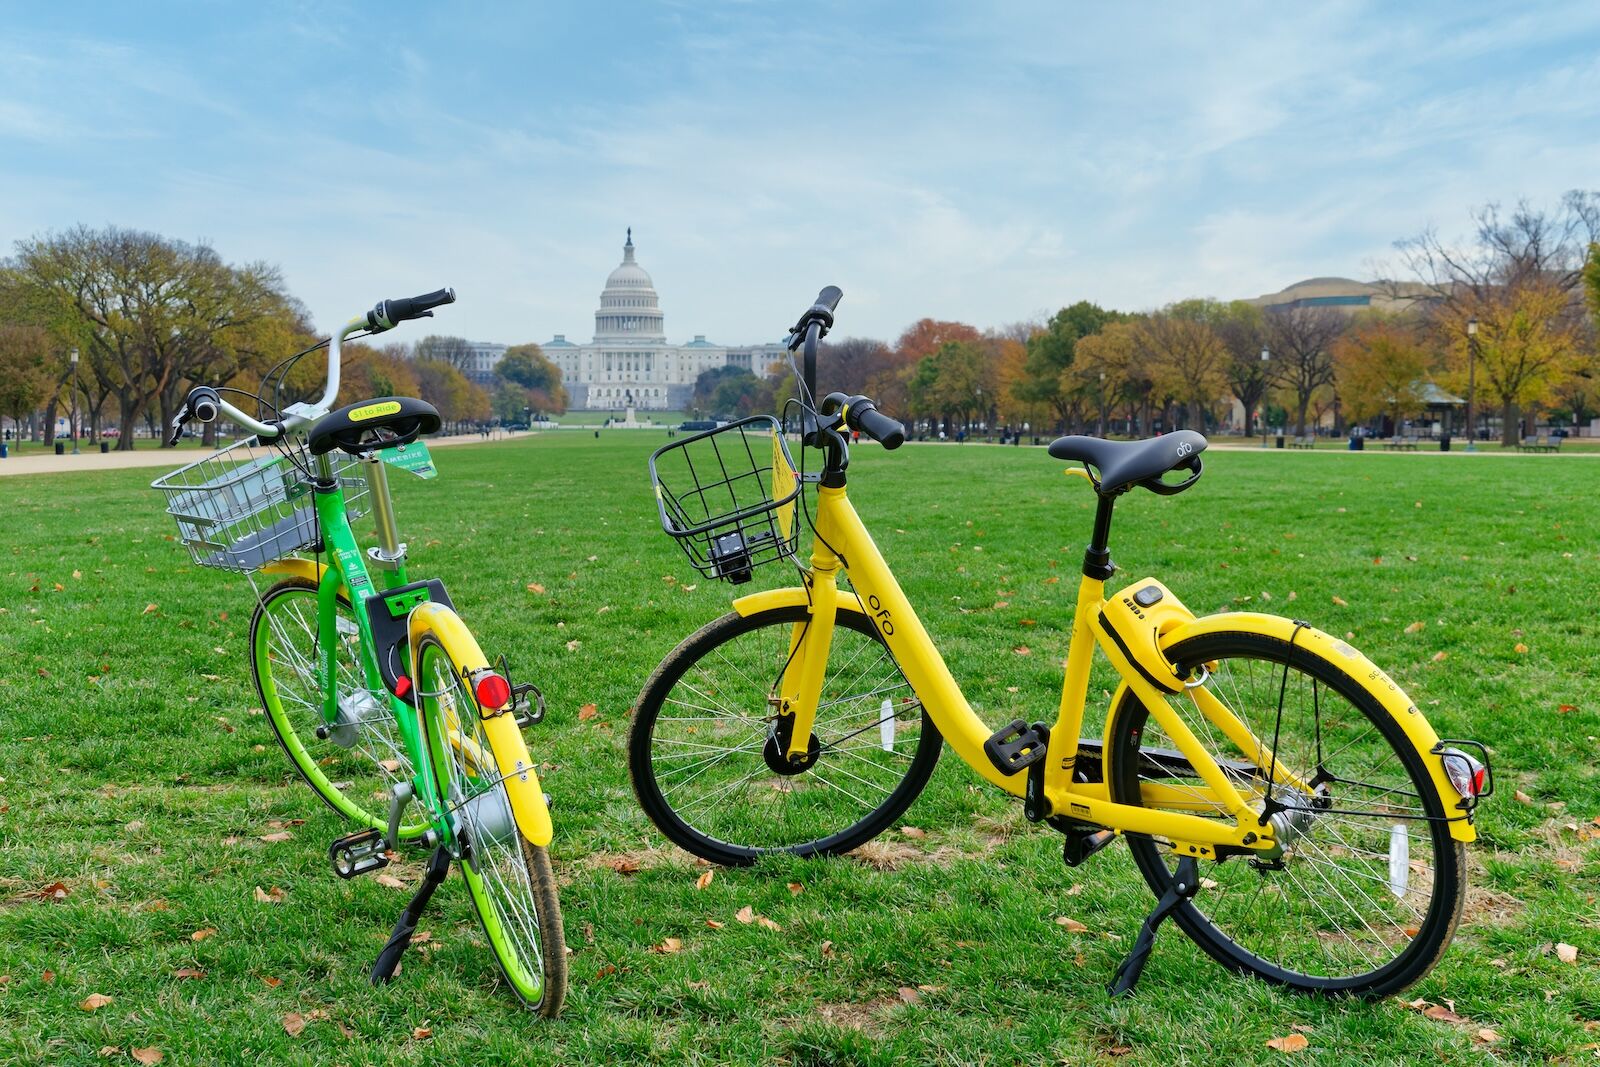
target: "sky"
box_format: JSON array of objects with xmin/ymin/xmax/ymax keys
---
[{"xmin": 4, "ymin": 2, "xmax": 1600, "ymax": 347}]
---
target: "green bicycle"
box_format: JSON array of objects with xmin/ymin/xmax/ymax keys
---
[{"xmin": 154, "ymin": 289, "xmax": 566, "ymax": 1014}]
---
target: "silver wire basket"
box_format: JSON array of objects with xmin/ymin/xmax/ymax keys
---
[{"xmin": 151, "ymin": 433, "xmax": 371, "ymax": 573}]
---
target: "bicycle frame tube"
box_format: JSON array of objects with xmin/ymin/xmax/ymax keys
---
[
  {"xmin": 309, "ymin": 461, "xmax": 449, "ymax": 821},
  {"xmin": 785, "ymin": 482, "xmax": 1277, "ymax": 857}
]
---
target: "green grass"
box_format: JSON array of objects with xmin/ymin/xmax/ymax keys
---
[{"xmin": 2, "ymin": 436, "xmax": 1597, "ymax": 1065}]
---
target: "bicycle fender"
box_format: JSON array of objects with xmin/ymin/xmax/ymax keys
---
[
  {"xmin": 730, "ymin": 586, "xmax": 871, "ymax": 619},
  {"xmin": 1159, "ymin": 612, "xmax": 1476, "ymax": 844},
  {"xmin": 261, "ymin": 557, "xmax": 349, "ymax": 599},
  {"xmin": 406, "ymin": 602, "xmax": 554, "ymax": 848}
]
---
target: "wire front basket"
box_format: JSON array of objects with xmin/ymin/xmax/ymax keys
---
[
  {"xmin": 152, "ymin": 433, "xmax": 371, "ymax": 573},
  {"xmin": 649, "ymin": 415, "xmax": 802, "ymax": 584}
]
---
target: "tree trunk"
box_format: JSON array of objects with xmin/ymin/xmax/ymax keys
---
[
  {"xmin": 1501, "ymin": 401, "xmax": 1518, "ymax": 447},
  {"xmin": 43, "ymin": 396, "xmax": 58, "ymax": 446},
  {"xmin": 117, "ymin": 390, "xmax": 138, "ymax": 450}
]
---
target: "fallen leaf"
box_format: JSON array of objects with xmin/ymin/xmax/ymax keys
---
[
  {"xmin": 41, "ymin": 969, "xmax": 56, "ymax": 983},
  {"xmin": 595, "ymin": 964, "xmax": 617, "ymax": 978},
  {"xmin": 1557, "ymin": 943, "xmax": 1579, "ymax": 964},
  {"xmin": 565, "ymin": 639, "xmax": 580, "ymax": 652},
  {"xmin": 653, "ymin": 937, "xmax": 683, "ymax": 954},
  {"xmin": 378, "ymin": 759, "xmax": 401, "ymax": 772},
  {"xmin": 261, "ymin": 975, "xmax": 282, "ymax": 988},
  {"xmin": 98, "ymin": 1048, "xmax": 121, "ymax": 1058},
  {"xmin": 1431, "ymin": 651, "xmax": 1448, "ymax": 662},
  {"xmin": 735, "ymin": 906, "xmax": 756, "ymax": 924},
  {"xmin": 604, "ymin": 855, "xmax": 640, "ymax": 875},
  {"xmin": 1558, "ymin": 704, "xmax": 1579, "ymax": 713},
  {"xmin": 375, "ymin": 873, "xmax": 405, "ymax": 889},
  {"xmin": 578, "ymin": 703, "xmax": 599, "ymax": 721},
  {"xmin": 757, "ymin": 916, "xmax": 782, "ymax": 931},
  {"xmin": 259, "ymin": 831, "xmax": 292, "ymax": 843},
  {"xmin": 1404, "ymin": 621, "xmax": 1425, "ymax": 634},
  {"xmin": 131, "ymin": 1049, "xmax": 163, "ymax": 1065},
  {"xmin": 897, "ymin": 986, "xmax": 921, "ymax": 1004},
  {"xmin": 1054, "ymin": 917, "xmax": 1088, "ymax": 933},
  {"xmin": 695, "ymin": 870, "xmax": 714, "ymax": 890},
  {"xmin": 253, "ymin": 885, "xmax": 285, "ymax": 904},
  {"xmin": 821, "ymin": 940, "xmax": 835, "ymax": 957},
  {"xmin": 1331, "ymin": 596, "xmax": 1347, "ymax": 607},
  {"xmin": 172, "ymin": 968, "xmax": 205, "ymax": 980},
  {"xmin": 786, "ymin": 882, "xmax": 803, "ymax": 896},
  {"xmin": 80, "ymin": 993, "xmax": 113, "ymax": 1011},
  {"xmin": 1513, "ymin": 790, "xmax": 1533, "ymax": 805},
  {"xmin": 1475, "ymin": 1028, "xmax": 1500, "ymax": 1044},
  {"xmin": 705, "ymin": 919, "xmax": 725, "ymax": 929},
  {"xmin": 33, "ymin": 881, "xmax": 69, "ymax": 902},
  {"xmin": 1514, "ymin": 642, "xmax": 1529, "ymax": 654},
  {"xmin": 1266, "ymin": 1033, "xmax": 1310, "ymax": 1052},
  {"xmin": 526, "ymin": 582, "xmax": 546, "ymax": 594},
  {"xmin": 143, "ymin": 603, "xmax": 159, "ymax": 615},
  {"xmin": 190, "ymin": 927, "xmax": 217, "ymax": 941},
  {"xmin": 1012, "ymin": 645, "xmax": 1031, "ymax": 656},
  {"xmin": 283, "ymin": 1011, "xmax": 307, "ymax": 1036},
  {"xmin": 412, "ymin": 1027, "xmax": 433, "ymax": 1040},
  {"xmin": 899, "ymin": 826, "xmax": 926, "ymax": 839}
]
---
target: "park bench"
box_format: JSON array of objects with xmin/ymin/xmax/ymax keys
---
[
  {"xmin": 1289, "ymin": 435, "xmax": 1315, "ymax": 449},
  {"xmin": 1518, "ymin": 435, "xmax": 1538, "ymax": 452},
  {"xmin": 1385, "ymin": 436, "xmax": 1419, "ymax": 451},
  {"xmin": 1536, "ymin": 435, "xmax": 1561, "ymax": 453}
]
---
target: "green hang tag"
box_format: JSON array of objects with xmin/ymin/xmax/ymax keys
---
[{"xmin": 379, "ymin": 441, "xmax": 438, "ymax": 479}]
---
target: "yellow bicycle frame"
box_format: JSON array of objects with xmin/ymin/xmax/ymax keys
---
[{"xmin": 742, "ymin": 480, "xmax": 1475, "ymax": 857}]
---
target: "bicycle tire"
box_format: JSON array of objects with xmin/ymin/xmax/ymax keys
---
[
  {"xmin": 1106, "ymin": 628, "xmax": 1466, "ymax": 997},
  {"xmin": 415, "ymin": 632, "xmax": 566, "ymax": 1015},
  {"xmin": 630, "ymin": 605, "xmax": 942, "ymax": 866}
]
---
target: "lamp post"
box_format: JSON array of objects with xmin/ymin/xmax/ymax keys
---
[
  {"xmin": 1259, "ymin": 346, "xmax": 1270, "ymax": 447},
  {"xmin": 70, "ymin": 348, "xmax": 80, "ymax": 455},
  {"xmin": 1464, "ymin": 318, "xmax": 1478, "ymax": 452}
]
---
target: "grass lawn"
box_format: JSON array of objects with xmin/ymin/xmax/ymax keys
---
[{"xmin": 2, "ymin": 434, "xmax": 1597, "ymax": 1065}]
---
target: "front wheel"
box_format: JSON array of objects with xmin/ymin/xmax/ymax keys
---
[
  {"xmin": 629, "ymin": 605, "xmax": 943, "ymax": 866},
  {"xmin": 415, "ymin": 632, "xmax": 566, "ymax": 1016},
  {"xmin": 1106, "ymin": 629, "xmax": 1466, "ymax": 998}
]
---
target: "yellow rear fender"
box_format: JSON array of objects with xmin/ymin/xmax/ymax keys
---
[
  {"xmin": 406, "ymin": 602, "xmax": 553, "ymax": 847},
  {"xmin": 1158, "ymin": 612, "xmax": 1476, "ymax": 843},
  {"xmin": 731, "ymin": 586, "xmax": 869, "ymax": 620}
]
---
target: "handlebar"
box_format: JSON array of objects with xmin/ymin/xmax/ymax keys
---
[
  {"xmin": 368, "ymin": 287, "xmax": 456, "ymax": 333},
  {"xmin": 169, "ymin": 287, "xmax": 454, "ymax": 446},
  {"xmin": 821, "ymin": 392, "xmax": 904, "ymax": 450}
]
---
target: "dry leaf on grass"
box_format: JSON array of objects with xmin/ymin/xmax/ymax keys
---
[
  {"xmin": 190, "ymin": 928, "xmax": 216, "ymax": 941},
  {"xmin": 375, "ymin": 873, "xmax": 405, "ymax": 889},
  {"xmin": 695, "ymin": 870, "xmax": 714, "ymax": 890},
  {"xmin": 282, "ymin": 1011, "xmax": 307, "ymax": 1037},
  {"xmin": 1266, "ymin": 1033, "xmax": 1309, "ymax": 1052},
  {"xmin": 261, "ymin": 975, "xmax": 282, "ymax": 988},
  {"xmin": 79, "ymin": 993, "xmax": 113, "ymax": 1011},
  {"xmin": 526, "ymin": 582, "xmax": 546, "ymax": 594},
  {"xmin": 735, "ymin": 906, "xmax": 756, "ymax": 924},
  {"xmin": 1513, "ymin": 790, "xmax": 1533, "ymax": 805},
  {"xmin": 578, "ymin": 703, "xmax": 599, "ymax": 721},
  {"xmin": 757, "ymin": 916, "xmax": 782, "ymax": 931},
  {"xmin": 899, "ymin": 826, "xmax": 926, "ymax": 839},
  {"xmin": 1404, "ymin": 621, "xmax": 1425, "ymax": 634},
  {"xmin": 172, "ymin": 968, "xmax": 205, "ymax": 980},
  {"xmin": 253, "ymin": 885, "xmax": 285, "ymax": 904},
  {"xmin": 705, "ymin": 919, "xmax": 725, "ymax": 929},
  {"xmin": 259, "ymin": 831, "xmax": 293, "ymax": 843},
  {"xmin": 412, "ymin": 1026, "xmax": 433, "ymax": 1040},
  {"xmin": 1054, "ymin": 917, "xmax": 1088, "ymax": 933},
  {"xmin": 897, "ymin": 986, "xmax": 921, "ymax": 1004},
  {"xmin": 131, "ymin": 1049, "xmax": 163, "ymax": 1065},
  {"xmin": 787, "ymin": 882, "xmax": 803, "ymax": 895},
  {"xmin": 1331, "ymin": 596, "xmax": 1348, "ymax": 607},
  {"xmin": 1475, "ymin": 1028, "xmax": 1501, "ymax": 1044},
  {"xmin": 1557, "ymin": 943, "xmax": 1579, "ymax": 964},
  {"xmin": 653, "ymin": 938, "xmax": 683, "ymax": 954}
]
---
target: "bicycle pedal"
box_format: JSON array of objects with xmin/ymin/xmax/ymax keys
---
[
  {"xmin": 329, "ymin": 828, "xmax": 391, "ymax": 879},
  {"xmin": 984, "ymin": 719, "xmax": 1050, "ymax": 776}
]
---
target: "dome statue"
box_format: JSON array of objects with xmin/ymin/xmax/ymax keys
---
[{"xmin": 594, "ymin": 229, "xmax": 666, "ymax": 342}]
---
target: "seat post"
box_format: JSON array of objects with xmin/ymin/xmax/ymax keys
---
[{"xmin": 1083, "ymin": 494, "xmax": 1117, "ymax": 580}]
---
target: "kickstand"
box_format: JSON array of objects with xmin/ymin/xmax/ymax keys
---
[
  {"xmin": 1108, "ymin": 855, "xmax": 1199, "ymax": 997},
  {"xmin": 370, "ymin": 843, "xmax": 451, "ymax": 985}
]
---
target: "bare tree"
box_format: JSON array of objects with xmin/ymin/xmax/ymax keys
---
[
  {"xmin": 412, "ymin": 335, "xmax": 476, "ymax": 371},
  {"xmin": 1136, "ymin": 301, "xmax": 1230, "ymax": 431},
  {"xmin": 1214, "ymin": 301, "xmax": 1270, "ymax": 437},
  {"xmin": 1265, "ymin": 305, "xmax": 1346, "ymax": 436}
]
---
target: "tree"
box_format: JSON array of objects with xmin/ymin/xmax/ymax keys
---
[
  {"xmin": 1334, "ymin": 315, "xmax": 1433, "ymax": 432},
  {"xmin": 341, "ymin": 341, "xmax": 420, "ymax": 403},
  {"xmin": 496, "ymin": 343, "xmax": 568, "ymax": 415},
  {"xmin": 1015, "ymin": 301, "xmax": 1121, "ymax": 427},
  {"xmin": 5, "ymin": 226, "xmax": 298, "ymax": 449},
  {"xmin": 818, "ymin": 336, "xmax": 894, "ymax": 397},
  {"xmin": 0, "ymin": 324, "xmax": 54, "ymax": 436},
  {"xmin": 1136, "ymin": 301, "xmax": 1231, "ymax": 431},
  {"xmin": 1213, "ymin": 301, "xmax": 1271, "ymax": 437},
  {"xmin": 1072, "ymin": 321, "xmax": 1139, "ymax": 436},
  {"xmin": 907, "ymin": 340, "xmax": 992, "ymax": 431},
  {"xmin": 413, "ymin": 357, "xmax": 488, "ymax": 431},
  {"xmin": 1265, "ymin": 305, "xmax": 1346, "ymax": 436},
  {"xmin": 412, "ymin": 335, "xmax": 475, "ymax": 370},
  {"xmin": 1397, "ymin": 193, "xmax": 1600, "ymax": 443}
]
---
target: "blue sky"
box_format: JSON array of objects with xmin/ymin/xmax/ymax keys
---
[{"xmin": 4, "ymin": 3, "xmax": 1599, "ymax": 345}]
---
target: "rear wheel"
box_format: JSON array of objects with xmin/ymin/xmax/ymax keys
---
[
  {"xmin": 416, "ymin": 633, "xmax": 566, "ymax": 1016},
  {"xmin": 251, "ymin": 577, "xmax": 425, "ymax": 837},
  {"xmin": 1106, "ymin": 630, "xmax": 1466, "ymax": 997},
  {"xmin": 629, "ymin": 606, "xmax": 942, "ymax": 866}
]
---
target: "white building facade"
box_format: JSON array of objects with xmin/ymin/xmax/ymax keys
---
[{"xmin": 542, "ymin": 231, "xmax": 788, "ymax": 411}]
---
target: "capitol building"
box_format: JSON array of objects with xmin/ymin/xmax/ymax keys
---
[{"xmin": 541, "ymin": 231, "xmax": 788, "ymax": 411}]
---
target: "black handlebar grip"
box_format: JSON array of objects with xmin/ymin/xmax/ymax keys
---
[
  {"xmin": 369, "ymin": 287, "xmax": 457, "ymax": 331},
  {"xmin": 189, "ymin": 386, "xmax": 221, "ymax": 424},
  {"xmin": 812, "ymin": 286, "xmax": 843, "ymax": 315},
  {"xmin": 791, "ymin": 285, "xmax": 843, "ymax": 336},
  {"xmin": 845, "ymin": 395, "xmax": 905, "ymax": 450}
]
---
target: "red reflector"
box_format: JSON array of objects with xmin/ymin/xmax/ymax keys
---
[
  {"xmin": 1472, "ymin": 766, "xmax": 1487, "ymax": 795},
  {"xmin": 475, "ymin": 672, "xmax": 511, "ymax": 710},
  {"xmin": 394, "ymin": 675, "xmax": 412, "ymax": 698}
]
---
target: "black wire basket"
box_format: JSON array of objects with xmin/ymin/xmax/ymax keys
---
[{"xmin": 648, "ymin": 415, "xmax": 802, "ymax": 584}]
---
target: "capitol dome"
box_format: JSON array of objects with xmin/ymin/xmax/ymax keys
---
[{"xmin": 594, "ymin": 229, "xmax": 666, "ymax": 342}]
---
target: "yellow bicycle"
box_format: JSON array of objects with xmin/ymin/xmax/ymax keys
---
[{"xmin": 631, "ymin": 287, "xmax": 1492, "ymax": 998}]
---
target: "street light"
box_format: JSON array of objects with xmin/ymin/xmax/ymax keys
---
[
  {"xmin": 1464, "ymin": 317, "xmax": 1478, "ymax": 453},
  {"xmin": 1259, "ymin": 346, "xmax": 1270, "ymax": 448},
  {"xmin": 70, "ymin": 348, "xmax": 80, "ymax": 455}
]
